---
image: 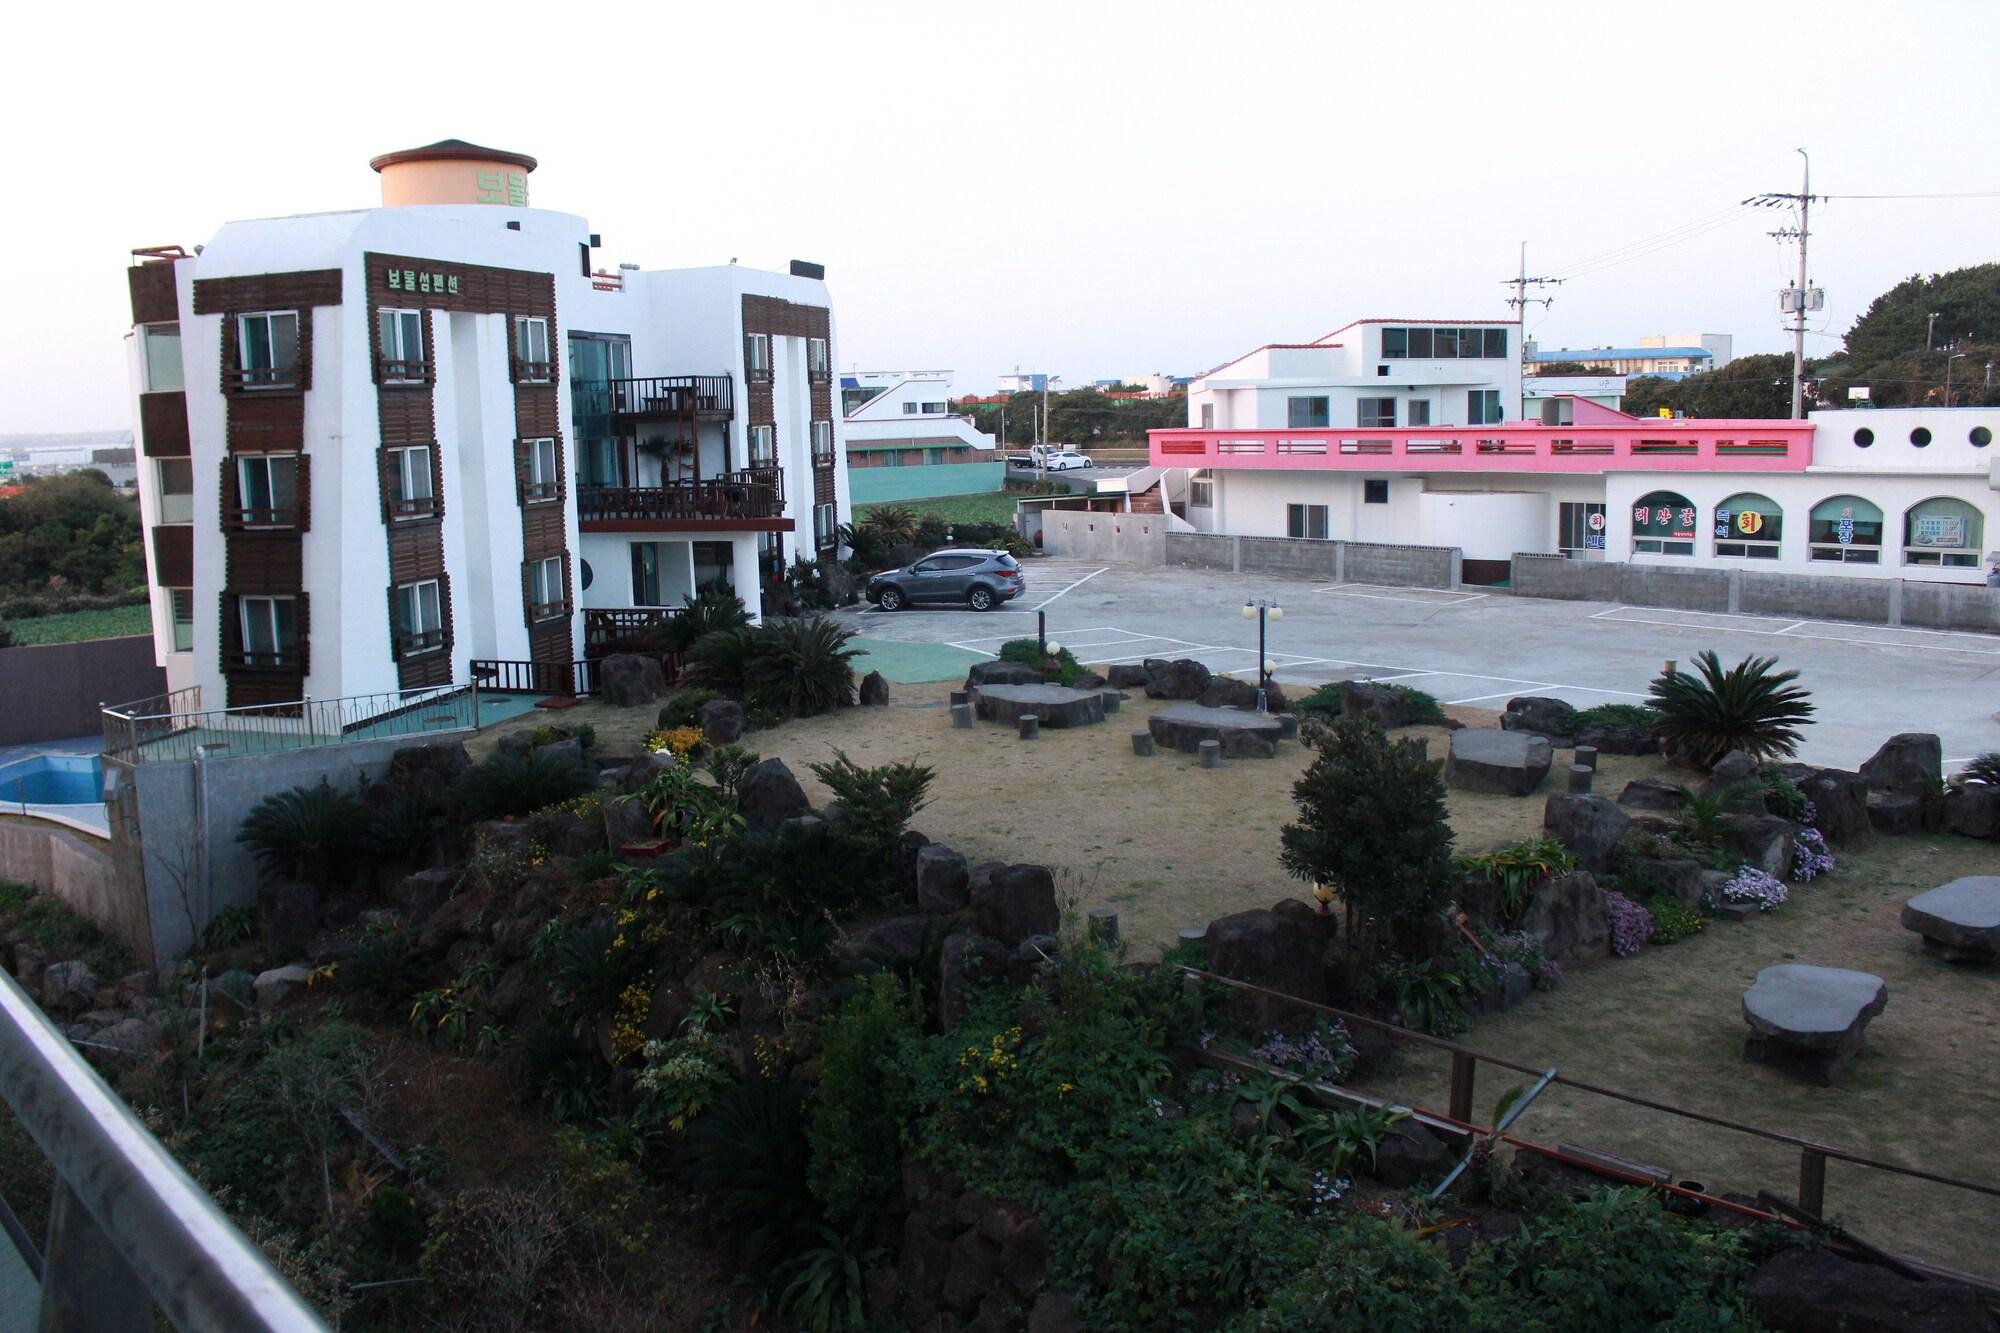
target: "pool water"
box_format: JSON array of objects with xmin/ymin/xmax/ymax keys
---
[{"xmin": 0, "ymin": 754, "xmax": 103, "ymax": 806}]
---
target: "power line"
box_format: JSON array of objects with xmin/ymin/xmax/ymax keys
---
[{"xmin": 1819, "ymin": 190, "xmax": 2000, "ymax": 200}]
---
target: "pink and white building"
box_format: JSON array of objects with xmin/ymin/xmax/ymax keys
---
[{"xmin": 1153, "ymin": 321, "xmax": 1998, "ymax": 585}]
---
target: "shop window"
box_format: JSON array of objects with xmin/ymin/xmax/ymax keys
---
[
  {"xmin": 1632, "ymin": 489, "xmax": 1697, "ymax": 556},
  {"xmin": 1808, "ymin": 495, "xmax": 1883, "ymax": 564},
  {"xmin": 1713, "ymin": 493, "xmax": 1783, "ymax": 559},
  {"xmin": 1902, "ymin": 496, "xmax": 1983, "ymax": 567}
]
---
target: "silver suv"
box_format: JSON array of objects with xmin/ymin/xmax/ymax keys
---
[{"xmin": 866, "ymin": 549, "xmax": 1027, "ymax": 612}]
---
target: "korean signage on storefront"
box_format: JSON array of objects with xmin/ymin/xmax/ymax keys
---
[{"xmin": 1632, "ymin": 497, "xmax": 1697, "ymax": 541}]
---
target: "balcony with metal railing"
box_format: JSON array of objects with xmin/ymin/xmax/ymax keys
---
[
  {"xmin": 572, "ymin": 375, "xmax": 734, "ymax": 421},
  {"xmin": 577, "ymin": 468, "xmax": 789, "ymax": 532}
]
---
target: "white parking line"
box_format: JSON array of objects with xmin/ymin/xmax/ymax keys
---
[
  {"xmin": 1314, "ymin": 584, "xmax": 1490, "ymax": 607},
  {"xmin": 1030, "ymin": 566, "xmax": 1110, "ymax": 610},
  {"xmin": 1589, "ymin": 606, "xmax": 2000, "ymax": 656}
]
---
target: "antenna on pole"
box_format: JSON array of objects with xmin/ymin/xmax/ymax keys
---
[{"xmin": 1744, "ymin": 148, "xmax": 1824, "ymax": 419}]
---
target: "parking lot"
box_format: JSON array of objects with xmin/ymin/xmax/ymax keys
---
[{"xmin": 847, "ymin": 557, "xmax": 2000, "ymax": 771}]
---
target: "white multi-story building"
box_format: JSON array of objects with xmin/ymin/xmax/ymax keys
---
[
  {"xmin": 1186, "ymin": 318, "xmax": 1522, "ymax": 434},
  {"xmin": 125, "ymin": 139, "xmax": 850, "ymax": 709},
  {"xmin": 840, "ymin": 371, "xmax": 999, "ymax": 504}
]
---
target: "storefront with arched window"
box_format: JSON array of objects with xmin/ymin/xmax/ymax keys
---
[
  {"xmin": 1713, "ymin": 492, "xmax": 1783, "ymax": 559},
  {"xmin": 1631, "ymin": 490, "xmax": 1697, "ymax": 555},
  {"xmin": 1807, "ymin": 495, "xmax": 1884, "ymax": 564},
  {"xmin": 1902, "ymin": 496, "xmax": 1984, "ymax": 568}
]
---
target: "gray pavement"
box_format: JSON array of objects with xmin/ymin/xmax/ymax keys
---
[{"xmin": 843, "ymin": 556, "xmax": 2000, "ymax": 772}]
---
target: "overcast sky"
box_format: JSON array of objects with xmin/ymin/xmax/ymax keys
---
[{"xmin": 4, "ymin": 0, "xmax": 1996, "ymax": 434}]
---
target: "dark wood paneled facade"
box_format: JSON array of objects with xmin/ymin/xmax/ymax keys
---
[
  {"xmin": 138, "ymin": 392, "xmax": 190, "ymax": 458},
  {"xmin": 363, "ymin": 253, "xmax": 573, "ymax": 678},
  {"xmin": 741, "ymin": 294, "xmax": 836, "ymax": 553},
  {"xmin": 194, "ymin": 269, "xmax": 339, "ymax": 707},
  {"xmin": 151, "ymin": 525, "xmax": 193, "ymax": 587},
  {"xmin": 128, "ymin": 262, "xmax": 180, "ymax": 325}
]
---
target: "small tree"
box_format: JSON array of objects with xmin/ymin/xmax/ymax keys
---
[
  {"xmin": 1646, "ymin": 649, "xmax": 1815, "ymax": 769},
  {"xmin": 1280, "ymin": 716, "xmax": 1458, "ymax": 973}
]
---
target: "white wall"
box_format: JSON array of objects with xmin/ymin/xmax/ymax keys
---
[{"xmin": 1418, "ymin": 491, "xmax": 1549, "ymax": 560}]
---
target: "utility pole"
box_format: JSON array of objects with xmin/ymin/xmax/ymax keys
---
[
  {"xmin": 1946, "ymin": 352, "xmax": 1967, "ymax": 408},
  {"xmin": 1745, "ymin": 148, "xmax": 1823, "ymax": 419},
  {"xmin": 1501, "ymin": 243, "xmax": 1563, "ymax": 407},
  {"xmin": 1926, "ymin": 311, "xmax": 1941, "ymax": 352}
]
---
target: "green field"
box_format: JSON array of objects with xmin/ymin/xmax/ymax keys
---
[
  {"xmin": 855, "ymin": 492, "xmax": 1022, "ymax": 527},
  {"xmin": 1, "ymin": 604, "xmax": 153, "ymax": 645}
]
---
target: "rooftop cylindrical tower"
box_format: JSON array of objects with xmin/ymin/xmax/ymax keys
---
[{"xmin": 369, "ymin": 139, "xmax": 538, "ymax": 207}]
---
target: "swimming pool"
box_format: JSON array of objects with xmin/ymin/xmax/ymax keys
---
[{"xmin": 0, "ymin": 754, "xmax": 109, "ymax": 838}]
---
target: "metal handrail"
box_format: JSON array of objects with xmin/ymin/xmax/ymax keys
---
[
  {"xmin": 103, "ymin": 684, "xmax": 477, "ymax": 764},
  {"xmin": 0, "ymin": 968, "xmax": 327, "ymax": 1330}
]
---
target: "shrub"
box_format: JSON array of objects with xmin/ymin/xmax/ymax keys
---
[
  {"xmin": 1281, "ymin": 715, "xmax": 1458, "ymax": 969},
  {"xmin": 1397, "ymin": 687, "xmax": 1446, "ymax": 725},
  {"xmin": 1247, "ymin": 1217, "xmax": 1467, "ymax": 1331},
  {"xmin": 1603, "ymin": 890, "xmax": 1655, "ymax": 956},
  {"xmin": 1569, "ymin": 701, "xmax": 1661, "ymax": 731},
  {"xmin": 550, "ymin": 918, "xmax": 645, "ymax": 1016},
  {"xmin": 1708, "ymin": 865, "xmax": 1787, "ymax": 912},
  {"xmin": 702, "ymin": 744, "xmax": 761, "ymax": 799},
  {"xmin": 1295, "ymin": 682, "xmax": 1443, "ymax": 725},
  {"xmin": 1381, "ymin": 956, "xmax": 1468, "ymax": 1035},
  {"xmin": 1457, "ymin": 835, "xmax": 1577, "ymax": 924},
  {"xmin": 454, "ymin": 749, "xmax": 594, "ymax": 822},
  {"xmin": 340, "ymin": 929, "xmax": 422, "ymax": 1012},
  {"xmin": 1644, "ymin": 897, "xmax": 1704, "ymax": 944},
  {"xmin": 746, "ymin": 616, "xmax": 860, "ymax": 717},
  {"xmin": 998, "ymin": 637, "xmax": 1082, "ymax": 685},
  {"xmin": 0, "ymin": 881, "xmax": 136, "ymax": 980},
  {"xmin": 661, "ymin": 687, "xmax": 721, "ymax": 729},
  {"xmin": 1483, "ymin": 930, "xmax": 1562, "ymax": 990},
  {"xmin": 682, "ymin": 627, "xmax": 757, "ymax": 698},
  {"xmin": 1295, "ymin": 683, "xmax": 1343, "ymax": 718},
  {"xmin": 1964, "ymin": 752, "xmax": 2000, "ymax": 785},
  {"xmin": 1758, "ymin": 765, "xmax": 1809, "ymax": 820},
  {"xmin": 1647, "ymin": 650, "xmax": 1816, "ymax": 769},
  {"xmin": 237, "ymin": 781, "xmax": 373, "ymax": 887},
  {"xmin": 648, "ymin": 582, "xmax": 749, "ymax": 654},
  {"xmin": 808, "ymin": 973, "xmax": 924, "ymax": 1225},
  {"xmin": 633, "ymin": 1029, "xmax": 733, "ymax": 1132},
  {"xmin": 1792, "ymin": 827, "xmax": 1836, "ymax": 880},
  {"xmin": 808, "ymin": 751, "xmax": 935, "ymax": 865}
]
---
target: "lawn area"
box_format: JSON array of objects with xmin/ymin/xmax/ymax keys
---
[
  {"xmin": 2, "ymin": 604, "xmax": 152, "ymax": 645},
  {"xmin": 473, "ymin": 681, "xmax": 2000, "ymax": 1275},
  {"xmin": 856, "ymin": 491, "xmax": 1021, "ymax": 527}
]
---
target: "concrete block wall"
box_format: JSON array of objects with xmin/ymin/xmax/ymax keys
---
[
  {"xmin": 1510, "ymin": 553, "xmax": 2000, "ymax": 632},
  {"xmin": 1343, "ymin": 541, "xmax": 1460, "ymax": 590},
  {"xmin": 1038, "ymin": 510, "xmax": 1167, "ymax": 564},
  {"xmin": 1238, "ymin": 536, "xmax": 1338, "ymax": 578},
  {"xmin": 0, "ymin": 822, "xmax": 134, "ymax": 961},
  {"xmin": 1164, "ymin": 532, "xmax": 1235, "ymax": 570},
  {"xmin": 1739, "ymin": 570, "xmax": 1893, "ymax": 623}
]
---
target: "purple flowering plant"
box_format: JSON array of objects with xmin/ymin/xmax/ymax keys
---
[
  {"xmin": 1709, "ymin": 865, "xmax": 1788, "ymax": 912},
  {"xmin": 1604, "ymin": 890, "xmax": 1656, "ymax": 956},
  {"xmin": 1792, "ymin": 827, "xmax": 1836, "ymax": 881},
  {"xmin": 1247, "ymin": 1018, "xmax": 1357, "ymax": 1085}
]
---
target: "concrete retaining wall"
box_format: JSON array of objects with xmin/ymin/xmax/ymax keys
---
[
  {"xmin": 1511, "ymin": 553, "xmax": 1998, "ymax": 631},
  {"xmin": 0, "ymin": 821, "xmax": 139, "ymax": 960},
  {"xmin": 117, "ymin": 729, "xmax": 470, "ymax": 964},
  {"xmin": 1038, "ymin": 510, "xmax": 1169, "ymax": 564},
  {"xmin": 0, "ymin": 636, "xmax": 165, "ymax": 746},
  {"xmin": 1165, "ymin": 533, "xmax": 1463, "ymax": 589}
]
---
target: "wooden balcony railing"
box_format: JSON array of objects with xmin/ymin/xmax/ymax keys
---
[
  {"xmin": 222, "ymin": 364, "xmax": 300, "ymax": 392},
  {"xmin": 573, "ymin": 376, "xmax": 734, "ymax": 418},
  {"xmin": 577, "ymin": 469, "xmax": 784, "ymax": 525},
  {"xmin": 378, "ymin": 358, "xmax": 429, "ymax": 384},
  {"xmin": 583, "ymin": 608, "xmax": 683, "ymax": 659}
]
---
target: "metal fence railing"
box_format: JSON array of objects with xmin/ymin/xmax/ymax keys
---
[
  {"xmin": 102, "ymin": 684, "xmax": 479, "ymax": 765},
  {"xmin": 0, "ymin": 967, "xmax": 328, "ymax": 1330}
]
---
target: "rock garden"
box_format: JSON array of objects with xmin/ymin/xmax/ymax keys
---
[{"xmin": 2, "ymin": 595, "xmax": 1998, "ymax": 1327}]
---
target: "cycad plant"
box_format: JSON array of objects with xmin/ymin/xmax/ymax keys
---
[
  {"xmin": 746, "ymin": 616, "xmax": 860, "ymax": 717},
  {"xmin": 1646, "ymin": 650, "xmax": 1815, "ymax": 770},
  {"xmin": 238, "ymin": 780, "xmax": 372, "ymax": 887},
  {"xmin": 1963, "ymin": 752, "xmax": 2000, "ymax": 786},
  {"xmin": 453, "ymin": 748, "xmax": 594, "ymax": 822}
]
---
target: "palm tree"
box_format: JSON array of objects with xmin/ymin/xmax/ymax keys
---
[{"xmin": 1646, "ymin": 650, "xmax": 1815, "ymax": 770}]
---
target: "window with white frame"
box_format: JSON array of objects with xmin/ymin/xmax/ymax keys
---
[
  {"xmin": 524, "ymin": 437, "xmax": 559, "ymax": 501},
  {"xmin": 1199, "ymin": 403, "xmax": 1215, "ymax": 428},
  {"xmin": 141, "ymin": 325, "xmax": 183, "ymax": 392},
  {"xmin": 1902, "ymin": 496, "xmax": 1983, "ymax": 567},
  {"xmin": 1713, "ymin": 493, "xmax": 1783, "ymax": 559},
  {"xmin": 513, "ymin": 317, "xmax": 551, "ymax": 380},
  {"xmin": 1808, "ymin": 495, "xmax": 1883, "ymax": 564},
  {"xmin": 748, "ymin": 425, "xmax": 776, "ymax": 466},
  {"xmin": 807, "ymin": 337, "xmax": 830, "ymax": 378},
  {"xmin": 236, "ymin": 311, "xmax": 299, "ymax": 388},
  {"xmin": 1287, "ymin": 396, "xmax": 1331, "ymax": 428},
  {"xmin": 235, "ymin": 454, "xmax": 299, "ymax": 527},
  {"xmin": 156, "ymin": 458, "xmax": 193, "ymax": 524},
  {"xmin": 1467, "ymin": 389, "xmax": 1503, "ymax": 425},
  {"xmin": 812, "ymin": 420, "xmax": 834, "ymax": 463},
  {"xmin": 168, "ymin": 589, "xmax": 193, "ymax": 653},
  {"xmin": 1287, "ymin": 503, "xmax": 1329, "ymax": 540},
  {"xmin": 902, "ymin": 401, "xmax": 919, "ymax": 414},
  {"xmin": 377, "ymin": 308, "xmax": 425, "ymax": 382},
  {"xmin": 386, "ymin": 445, "xmax": 435, "ymax": 520},
  {"xmin": 394, "ymin": 579, "xmax": 444, "ymax": 655},
  {"xmin": 237, "ymin": 595, "xmax": 298, "ymax": 667},
  {"xmin": 530, "ymin": 556, "xmax": 567, "ymax": 620},
  {"xmin": 746, "ymin": 332, "xmax": 771, "ymax": 380},
  {"xmin": 1188, "ymin": 469, "xmax": 1214, "ymax": 508},
  {"xmin": 814, "ymin": 502, "xmax": 837, "ymax": 547}
]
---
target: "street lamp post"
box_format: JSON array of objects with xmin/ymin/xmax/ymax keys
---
[
  {"xmin": 1946, "ymin": 352, "xmax": 1968, "ymax": 408},
  {"xmin": 1241, "ymin": 599, "xmax": 1283, "ymax": 712}
]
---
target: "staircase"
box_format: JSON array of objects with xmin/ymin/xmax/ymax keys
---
[{"xmin": 1127, "ymin": 482, "xmax": 1164, "ymax": 513}]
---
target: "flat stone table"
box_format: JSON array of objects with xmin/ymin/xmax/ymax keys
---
[
  {"xmin": 971, "ymin": 683, "xmax": 1105, "ymax": 729},
  {"xmin": 1148, "ymin": 703, "xmax": 1284, "ymax": 758},
  {"xmin": 1741, "ymin": 964, "xmax": 1888, "ymax": 1085},
  {"xmin": 1901, "ymin": 876, "xmax": 2000, "ymax": 962},
  {"xmin": 1446, "ymin": 728, "xmax": 1553, "ymax": 796}
]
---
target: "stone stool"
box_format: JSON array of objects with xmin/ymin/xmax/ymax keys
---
[
  {"xmin": 1742, "ymin": 964, "xmax": 1888, "ymax": 1085},
  {"xmin": 951, "ymin": 703, "xmax": 972, "ymax": 729},
  {"xmin": 1198, "ymin": 739, "xmax": 1221, "ymax": 769},
  {"xmin": 1018, "ymin": 715, "xmax": 1040, "ymax": 740},
  {"xmin": 1901, "ymin": 876, "xmax": 2000, "ymax": 962},
  {"xmin": 1574, "ymin": 744, "xmax": 1599, "ymax": 771},
  {"xmin": 1567, "ymin": 763, "xmax": 1593, "ymax": 794},
  {"xmin": 1131, "ymin": 731, "xmax": 1154, "ymax": 756}
]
